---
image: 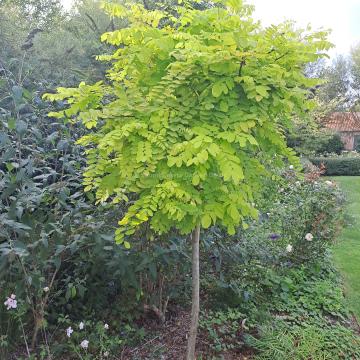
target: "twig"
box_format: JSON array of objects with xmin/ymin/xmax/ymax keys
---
[
  {"xmin": 128, "ymin": 334, "xmax": 161, "ymax": 353},
  {"xmin": 19, "ymin": 318, "xmax": 31, "ymax": 358},
  {"xmin": 85, "ymin": 13, "xmax": 99, "ymax": 33},
  {"xmin": 274, "ymin": 51, "xmax": 290, "ymax": 62},
  {"xmin": 129, "ymin": 325, "xmax": 179, "ymax": 354}
]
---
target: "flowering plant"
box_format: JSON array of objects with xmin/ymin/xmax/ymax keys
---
[
  {"xmin": 60, "ymin": 318, "xmax": 123, "ymax": 359},
  {"xmin": 264, "ymin": 173, "xmax": 344, "ymax": 264},
  {"xmin": 4, "ymin": 294, "xmax": 17, "ymax": 310}
]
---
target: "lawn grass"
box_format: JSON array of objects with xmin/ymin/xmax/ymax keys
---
[{"xmin": 331, "ymin": 176, "xmax": 360, "ymax": 319}]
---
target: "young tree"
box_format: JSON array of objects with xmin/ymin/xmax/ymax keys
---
[{"xmin": 44, "ymin": 1, "xmax": 330, "ymax": 357}]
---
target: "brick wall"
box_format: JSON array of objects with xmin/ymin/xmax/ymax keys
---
[{"xmin": 339, "ymin": 132, "xmax": 360, "ymax": 150}]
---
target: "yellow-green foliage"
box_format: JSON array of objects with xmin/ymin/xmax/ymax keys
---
[{"xmin": 44, "ymin": 0, "xmax": 331, "ymax": 246}]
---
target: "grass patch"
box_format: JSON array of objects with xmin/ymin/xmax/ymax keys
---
[{"xmin": 331, "ymin": 176, "xmax": 360, "ymax": 319}]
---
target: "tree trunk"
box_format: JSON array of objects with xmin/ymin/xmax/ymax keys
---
[{"xmin": 186, "ymin": 224, "xmax": 201, "ymax": 360}]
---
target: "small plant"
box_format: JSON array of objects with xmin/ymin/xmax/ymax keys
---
[
  {"xmin": 60, "ymin": 318, "xmax": 125, "ymax": 359},
  {"xmin": 199, "ymin": 308, "xmax": 251, "ymax": 354},
  {"xmin": 264, "ymin": 261, "xmax": 348, "ymax": 323},
  {"xmin": 245, "ymin": 321, "xmax": 360, "ymax": 360}
]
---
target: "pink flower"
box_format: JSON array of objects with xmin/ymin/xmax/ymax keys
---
[{"xmin": 4, "ymin": 294, "xmax": 17, "ymax": 310}]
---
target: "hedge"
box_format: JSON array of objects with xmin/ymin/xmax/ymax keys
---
[{"xmin": 309, "ymin": 157, "xmax": 360, "ymax": 176}]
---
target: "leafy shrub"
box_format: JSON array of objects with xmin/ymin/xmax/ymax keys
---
[
  {"xmin": 310, "ymin": 156, "xmax": 360, "ymax": 175},
  {"xmin": 0, "ymin": 53, "xmax": 194, "ymax": 355},
  {"xmin": 202, "ymin": 175, "xmax": 344, "ymax": 310},
  {"xmin": 266, "ymin": 176, "xmax": 344, "ymax": 264},
  {"xmin": 318, "ymin": 133, "xmax": 344, "ymax": 155},
  {"xmin": 0, "ymin": 72, "xmax": 120, "ymax": 351},
  {"xmin": 287, "ymin": 126, "xmax": 344, "ymax": 156}
]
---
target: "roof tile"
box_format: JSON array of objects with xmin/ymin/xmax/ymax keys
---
[{"xmin": 324, "ymin": 112, "xmax": 360, "ymax": 132}]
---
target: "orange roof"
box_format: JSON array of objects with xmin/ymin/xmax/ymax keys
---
[{"xmin": 324, "ymin": 112, "xmax": 360, "ymax": 132}]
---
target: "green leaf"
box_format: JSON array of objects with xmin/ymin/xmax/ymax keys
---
[
  {"xmin": 255, "ymin": 85, "xmax": 270, "ymax": 98},
  {"xmin": 228, "ymin": 204, "xmax": 240, "ymax": 222},
  {"xmin": 71, "ymin": 286, "xmax": 77, "ymax": 298},
  {"xmin": 7, "ymin": 118, "xmax": 16, "ymax": 130},
  {"xmin": 212, "ymin": 83, "xmax": 223, "ymax": 97},
  {"xmin": 201, "ymin": 214, "xmax": 212, "ymax": 229},
  {"xmin": 12, "ymin": 85, "xmax": 23, "ymax": 102},
  {"xmin": 220, "ymin": 100, "xmax": 229, "ymax": 112},
  {"xmin": 192, "ymin": 174, "xmax": 200, "ymax": 185}
]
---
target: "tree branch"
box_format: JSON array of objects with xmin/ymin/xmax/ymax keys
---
[{"xmin": 85, "ymin": 13, "xmax": 99, "ymax": 34}]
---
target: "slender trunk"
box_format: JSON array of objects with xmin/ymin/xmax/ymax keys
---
[
  {"xmin": 31, "ymin": 313, "xmax": 42, "ymax": 349},
  {"xmin": 186, "ymin": 224, "xmax": 201, "ymax": 360}
]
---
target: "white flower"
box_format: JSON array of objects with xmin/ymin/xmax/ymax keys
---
[
  {"xmin": 289, "ymin": 165, "xmax": 294, "ymax": 170},
  {"xmin": 43, "ymin": 287, "xmax": 50, "ymax": 293},
  {"xmin": 4, "ymin": 294, "xmax": 17, "ymax": 310},
  {"xmin": 66, "ymin": 327, "xmax": 73, "ymax": 338},
  {"xmin": 104, "ymin": 323, "xmax": 109, "ymax": 330},
  {"xmin": 305, "ymin": 233, "xmax": 314, "ymax": 241},
  {"xmin": 104, "ymin": 351, "xmax": 109, "ymax": 357},
  {"xmin": 80, "ymin": 339, "xmax": 89, "ymax": 349},
  {"xmin": 295, "ymin": 181, "xmax": 300, "ymax": 186},
  {"xmin": 325, "ymin": 180, "xmax": 333, "ymax": 186},
  {"xmin": 286, "ymin": 244, "xmax": 293, "ymax": 253},
  {"xmin": 79, "ymin": 322, "xmax": 84, "ymax": 330}
]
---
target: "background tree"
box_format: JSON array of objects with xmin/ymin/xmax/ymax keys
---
[
  {"xmin": 350, "ymin": 43, "xmax": 360, "ymax": 110},
  {"xmin": 317, "ymin": 55, "xmax": 351, "ymax": 109},
  {"xmin": 0, "ymin": 0, "xmax": 64, "ymax": 29},
  {"xmin": 306, "ymin": 50, "xmax": 360, "ymax": 111},
  {"xmin": 45, "ymin": 0, "xmax": 330, "ymax": 358}
]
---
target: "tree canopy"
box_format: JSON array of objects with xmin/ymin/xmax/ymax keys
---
[{"xmin": 45, "ymin": 0, "xmax": 331, "ymax": 246}]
